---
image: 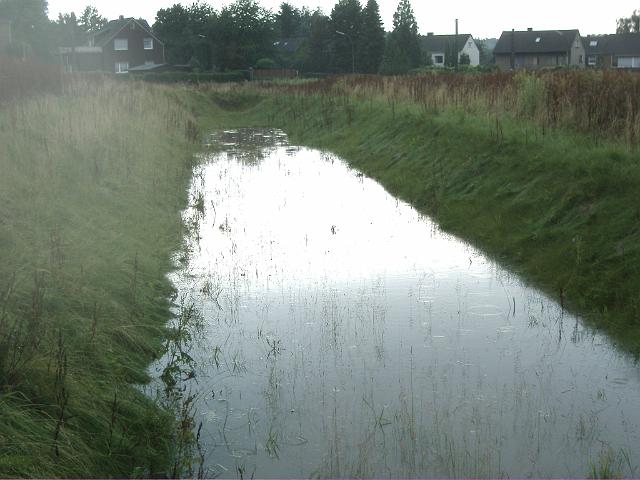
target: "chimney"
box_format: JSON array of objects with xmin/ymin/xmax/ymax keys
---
[
  {"xmin": 119, "ymin": 15, "xmax": 124, "ymax": 20},
  {"xmin": 527, "ymin": 27, "xmax": 533, "ymax": 31},
  {"xmin": 427, "ymin": 32, "xmax": 434, "ymax": 36}
]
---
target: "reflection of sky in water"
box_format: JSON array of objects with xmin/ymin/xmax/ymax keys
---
[{"xmin": 154, "ymin": 129, "xmax": 640, "ymax": 478}]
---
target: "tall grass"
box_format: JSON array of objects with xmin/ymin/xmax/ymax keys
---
[
  {"xmin": 0, "ymin": 70, "xmax": 200, "ymax": 476},
  {"xmin": 0, "ymin": 55, "xmax": 64, "ymax": 103},
  {"xmin": 251, "ymin": 70, "xmax": 640, "ymax": 143}
]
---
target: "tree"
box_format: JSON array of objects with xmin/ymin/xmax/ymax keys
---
[
  {"xmin": 303, "ymin": 8, "xmax": 331, "ymax": 72},
  {"xmin": 379, "ymin": 33, "xmax": 408, "ymax": 74},
  {"xmin": 53, "ymin": 12, "xmax": 82, "ymax": 47},
  {"xmin": 330, "ymin": 0, "xmax": 362, "ymax": 72},
  {"xmin": 358, "ymin": 0, "xmax": 385, "ymax": 73},
  {"xmin": 0, "ymin": 0, "xmax": 52, "ymax": 57},
  {"xmin": 277, "ymin": 2, "xmax": 300, "ymax": 37},
  {"xmin": 79, "ymin": 6, "xmax": 107, "ymax": 34},
  {"xmin": 154, "ymin": 3, "xmax": 215, "ymax": 68},
  {"xmin": 617, "ymin": 10, "xmax": 640, "ymax": 33},
  {"xmin": 379, "ymin": 0, "xmax": 421, "ymax": 74},
  {"xmin": 212, "ymin": 0, "xmax": 275, "ymax": 70},
  {"xmin": 444, "ymin": 39, "xmax": 457, "ymax": 67}
]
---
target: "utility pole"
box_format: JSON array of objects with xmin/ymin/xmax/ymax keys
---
[
  {"xmin": 336, "ymin": 30, "xmax": 355, "ymax": 74},
  {"xmin": 510, "ymin": 28, "xmax": 515, "ymax": 70},
  {"xmin": 454, "ymin": 19, "xmax": 459, "ymax": 71}
]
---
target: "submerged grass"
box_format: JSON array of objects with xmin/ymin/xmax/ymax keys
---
[
  {"xmin": 192, "ymin": 75, "xmax": 640, "ymax": 356},
  {"xmin": 0, "ymin": 76, "xmax": 200, "ymax": 476}
]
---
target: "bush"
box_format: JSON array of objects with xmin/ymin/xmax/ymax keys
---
[{"xmin": 255, "ymin": 58, "xmax": 278, "ymax": 69}]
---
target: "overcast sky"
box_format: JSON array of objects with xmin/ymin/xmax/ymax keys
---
[{"xmin": 47, "ymin": 0, "xmax": 637, "ymax": 38}]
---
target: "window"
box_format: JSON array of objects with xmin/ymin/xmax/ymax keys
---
[
  {"xmin": 114, "ymin": 38, "xmax": 128, "ymax": 50},
  {"xmin": 618, "ymin": 57, "xmax": 633, "ymax": 68},
  {"xmin": 589, "ymin": 40, "xmax": 598, "ymax": 47},
  {"xmin": 144, "ymin": 37, "xmax": 153, "ymax": 50},
  {"xmin": 115, "ymin": 62, "xmax": 129, "ymax": 73},
  {"xmin": 579, "ymin": 54, "xmax": 583, "ymax": 64},
  {"xmin": 588, "ymin": 55, "xmax": 596, "ymax": 66},
  {"xmin": 535, "ymin": 37, "xmax": 541, "ymax": 43},
  {"xmin": 434, "ymin": 55, "xmax": 444, "ymax": 64},
  {"xmin": 617, "ymin": 56, "xmax": 640, "ymax": 68}
]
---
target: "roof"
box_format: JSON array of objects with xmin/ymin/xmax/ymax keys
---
[
  {"xmin": 419, "ymin": 34, "xmax": 473, "ymax": 53},
  {"xmin": 584, "ymin": 33, "xmax": 640, "ymax": 56},
  {"xmin": 494, "ymin": 30, "xmax": 580, "ymax": 54},
  {"xmin": 92, "ymin": 17, "xmax": 161, "ymax": 47},
  {"xmin": 273, "ymin": 37, "xmax": 306, "ymax": 54}
]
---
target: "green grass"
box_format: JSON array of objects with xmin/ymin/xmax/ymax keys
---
[
  {"xmin": 0, "ymin": 78, "xmax": 200, "ymax": 477},
  {"xmin": 192, "ymin": 82, "xmax": 640, "ymax": 356}
]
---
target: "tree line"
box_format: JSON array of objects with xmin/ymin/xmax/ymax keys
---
[
  {"xmin": 0, "ymin": 0, "xmax": 425, "ymax": 74},
  {"xmin": 154, "ymin": 0, "xmax": 426, "ymax": 74}
]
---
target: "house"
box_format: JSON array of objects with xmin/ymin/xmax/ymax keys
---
[
  {"xmin": 584, "ymin": 33, "xmax": 640, "ymax": 68},
  {"xmin": 58, "ymin": 16, "xmax": 165, "ymax": 73},
  {"xmin": 494, "ymin": 29, "xmax": 585, "ymax": 69},
  {"xmin": 0, "ymin": 19, "xmax": 11, "ymax": 53},
  {"xmin": 419, "ymin": 33, "xmax": 480, "ymax": 67}
]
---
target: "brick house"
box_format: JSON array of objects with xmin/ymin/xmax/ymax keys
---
[
  {"xmin": 419, "ymin": 33, "xmax": 480, "ymax": 67},
  {"xmin": 494, "ymin": 29, "xmax": 585, "ymax": 69},
  {"xmin": 584, "ymin": 33, "xmax": 640, "ymax": 68},
  {"xmin": 59, "ymin": 16, "xmax": 165, "ymax": 73}
]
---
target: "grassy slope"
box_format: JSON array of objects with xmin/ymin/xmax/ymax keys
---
[
  {"xmin": 0, "ymin": 81, "xmax": 198, "ymax": 476},
  {"xmin": 193, "ymin": 87, "xmax": 640, "ymax": 355}
]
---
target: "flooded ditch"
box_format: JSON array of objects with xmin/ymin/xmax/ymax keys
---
[{"xmin": 148, "ymin": 129, "xmax": 640, "ymax": 478}]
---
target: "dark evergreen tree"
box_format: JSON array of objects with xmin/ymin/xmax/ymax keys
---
[
  {"xmin": 330, "ymin": 0, "xmax": 362, "ymax": 72},
  {"xmin": 379, "ymin": 33, "xmax": 408, "ymax": 74},
  {"xmin": 379, "ymin": 0, "xmax": 421, "ymax": 74},
  {"xmin": 303, "ymin": 8, "xmax": 331, "ymax": 72},
  {"xmin": 277, "ymin": 2, "xmax": 301, "ymax": 37},
  {"xmin": 358, "ymin": 0, "xmax": 385, "ymax": 73}
]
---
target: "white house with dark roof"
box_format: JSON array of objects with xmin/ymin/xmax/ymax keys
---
[
  {"xmin": 420, "ymin": 33, "xmax": 480, "ymax": 67},
  {"xmin": 494, "ymin": 29, "xmax": 585, "ymax": 69}
]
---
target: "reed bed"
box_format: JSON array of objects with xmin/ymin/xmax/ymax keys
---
[
  {"xmin": 251, "ymin": 70, "xmax": 640, "ymax": 143},
  {"xmin": 0, "ymin": 55, "xmax": 64, "ymax": 103}
]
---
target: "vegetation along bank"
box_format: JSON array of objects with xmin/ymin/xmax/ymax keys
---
[
  {"xmin": 0, "ymin": 67, "xmax": 200, "ymax": 477},
  {"xmin": 194, "ymin": 70, "xmax": 640, "ymax": 356}
]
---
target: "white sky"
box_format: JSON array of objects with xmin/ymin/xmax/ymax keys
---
[{"xmin": 47, "ymin": 0, "xmax": 638, "ymax": 38}]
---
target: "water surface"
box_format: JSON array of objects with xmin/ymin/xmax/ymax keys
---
[{"xmin": 151, "ymin": 129, "xmax": 639, "ymax": 478}]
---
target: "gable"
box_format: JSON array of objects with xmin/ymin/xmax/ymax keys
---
[
  {"xmin": 420, "ymin": 34, "xmax": 473, "ymax": 53},
  {"xmin": 93, "ymin": 18, "xmax": 164, "ymax": 48}
]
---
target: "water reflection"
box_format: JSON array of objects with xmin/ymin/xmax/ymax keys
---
[{"xmin": 151, "ymin": 129, "xmax": 640, "ymax": 478}]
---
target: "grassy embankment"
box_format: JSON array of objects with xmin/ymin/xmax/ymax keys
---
[
  {"xmin": 192, "ymin": 72, "xmax": 640, "ymax": 355},
  {"xmin": 0, "ymin": 66, "xmax": 201, "ymax": 477}
]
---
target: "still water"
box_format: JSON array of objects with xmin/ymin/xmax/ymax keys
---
[{"xmin": 151, "ymin": 129, "xmax": 639, "ymax": 477}]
